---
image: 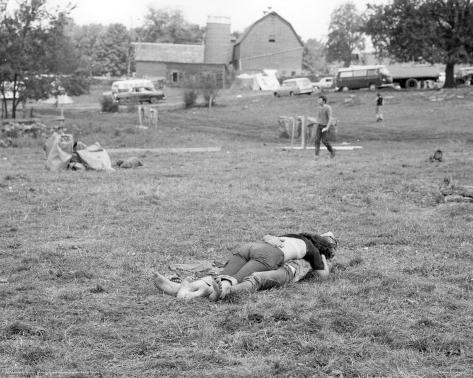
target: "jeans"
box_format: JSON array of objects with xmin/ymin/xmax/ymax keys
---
[
  {"xmin": 227, "ymin": 259, "xmax": 313, "ymax": 295},
  {"xmin": 220, "ymin": 242, "xmax": 284, "ymax": 283},
  {"xmin": 314, "ymin": 124, "xmax": 334, "ymax": 156}
]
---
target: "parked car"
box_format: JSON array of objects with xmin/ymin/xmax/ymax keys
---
[
  {"xmin": 111, "ymin": 79, "xmax": 166, "ymax": 104},
  {"xmin": 274, "ymin": 78, "xmax": 314, "ymax": 97},
  {"xmin": 312, "ymin": 76, "xmax": 335, "ymax": 90},
  {"xmin": 455, "ymin": 67, "xmax": 473, "ymax": 85}
]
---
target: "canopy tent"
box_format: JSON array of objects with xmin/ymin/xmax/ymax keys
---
[
  {"xmin": 41, "ymin": 95, "xmax": 74, "ymax": 105},
  {"xmin": 232, "ymin": 70, "xmax": 280, "ymax": 91}
]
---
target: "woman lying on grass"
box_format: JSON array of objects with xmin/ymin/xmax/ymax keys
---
[{"xmin": 153, "ymin": 231, "xmax": 337, "ymax": 301}]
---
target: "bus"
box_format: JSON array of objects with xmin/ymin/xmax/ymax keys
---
[{"xmin": 335, "ymin": 65, "xmax": 393, "ymax": 91}]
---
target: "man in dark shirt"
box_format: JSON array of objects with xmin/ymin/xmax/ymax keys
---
[{"xmin": 315, "ymin": 95, "xmax": 335, "ymax": 158}]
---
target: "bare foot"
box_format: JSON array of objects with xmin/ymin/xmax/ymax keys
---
[
  {"xmin": 177, "ymin": 277, "xmax": 214, "ymax": 300},
  {"xmin": 152, "ymin": 272, "xmax": 180, "ymax": 297}
]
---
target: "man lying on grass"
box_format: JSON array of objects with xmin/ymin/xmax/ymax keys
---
[{"xmin": 153, "ymin": 231, "xmax": 337, "ymax": 301}]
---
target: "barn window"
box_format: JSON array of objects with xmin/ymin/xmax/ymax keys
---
[
  {"xmin": 171, "ymin": 72, "xmax": 184, "ymax": 83},
  {"xmin": 268, "ymin": 34, "xmax": 276, "ymax": 42}
]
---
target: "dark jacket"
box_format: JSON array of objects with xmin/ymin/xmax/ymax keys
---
[{"xmin": 282, "ymin": 233, "xmax": 326, "ymax": 270}]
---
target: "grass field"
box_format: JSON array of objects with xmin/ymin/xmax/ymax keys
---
[{"xmin": 1, "ymin": 88, "xmax": 473, "ymax": 376}]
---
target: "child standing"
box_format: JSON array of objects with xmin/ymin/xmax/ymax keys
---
[{"xmin": 376, "ymin": 93, "xmax": 384, "ymax": 122}]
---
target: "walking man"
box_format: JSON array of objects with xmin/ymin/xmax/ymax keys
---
[{"xmin": 314, "ymin": 95, "xmax": 335, "ymax": 158}]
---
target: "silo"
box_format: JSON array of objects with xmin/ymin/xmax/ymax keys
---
[{"xmin": 204, "ymin": 15, "xmax": 231, "ymax": 64}]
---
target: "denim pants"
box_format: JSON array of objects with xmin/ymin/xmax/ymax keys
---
[
  {"xmin": 220, "ymin": 242, "xmax": 284, "ymax": 283},
  {"xmin": 227, "ymin": 259, "xmax": 313, "ymax": 295},
  {"xmin": 314, "ymin": 124, "xmax": 334, "ymax": 156}
]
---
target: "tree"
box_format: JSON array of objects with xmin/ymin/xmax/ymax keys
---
[
  {"xmin": 43, "ymin": 12, "xmax": 81, "ymax": 75},
  {"xmin": 0, "ymin": 0, "xmax": 75, "ymax": 118},
  {"xmin": 303, "ymin": 38, "xmax": 328, "ymax": 75},
  {"xmin": 326, "ymin": 1, "xmax": 365, "ymax": 67},
  {"xmin": 364, "ymin": 0, "xmax": 473, "ymax": 87},
  {"xmin": 92, "ymin": 23, "xmax": 130, "ymax": 76},
  {"xmin": 71, "ymin": 23, "xmax": 106, "ymax": 75},
  {"xmin": 136, "ymin": 7, "xmax": 204, "ymax": 44}
]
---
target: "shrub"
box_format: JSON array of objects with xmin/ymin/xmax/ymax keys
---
[
  {"xmin": 100, "ymin": 95, "xmax": 118, "ymax": 113},
  {"xmin": 200, "ymin": 74, "xmax": 219, "ymax": 109},
  {"xmin": 183, "ymin": 89, "xmax": 198, "ymax": 108}
]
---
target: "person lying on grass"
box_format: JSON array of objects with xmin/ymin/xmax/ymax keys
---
[{"xmin": 153, "ymin": 231, "xmax": 337, "ymax": 300}]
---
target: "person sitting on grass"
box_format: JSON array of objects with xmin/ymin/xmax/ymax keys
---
[{"xmin": 152, "ymin": 231, "xmax": 337, "ymax": 300}]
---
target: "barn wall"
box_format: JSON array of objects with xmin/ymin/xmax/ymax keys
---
[
  {"xmin": 135, "ymin": 61, "xmax": 227, "ymax": 88},
  {"xmin": 236, "ymin": 14, "xmax": 303, "ymax": 75},
  {"xmin": 136, "ymin": 62, "xmax": 167, "ymax": 78}
]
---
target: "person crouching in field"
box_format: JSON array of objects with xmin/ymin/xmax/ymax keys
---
[{"xmin": 152, "ymin": 231, "xmax": 337, "ymax": 300}]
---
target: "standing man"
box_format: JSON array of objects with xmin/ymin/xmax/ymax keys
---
[
  {"xmin": 315, "ymin": 95, "xmax": 335, "ymax": 158},
  {"xmin": 376, "ymin": 93, "xmax": 384, "ymax": 122}
]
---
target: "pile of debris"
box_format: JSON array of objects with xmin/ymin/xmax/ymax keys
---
[
  {"xmin": 44, "ymin": 132, "xmax": 114, "ymax": 172},
  {"xmin": 0, "ymin": 120, "xmax": 49, "ymax": 147}
]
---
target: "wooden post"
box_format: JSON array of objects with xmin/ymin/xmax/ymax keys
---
[
  {"xmin": 290, "ymin": 117, "xmax": 295, "ymax": 149},
  {"xmin": 137, "ymin": 106, "xmax": 143, "ymax": 126},
  {"xmin": 300, "ymin": 116, "xmax": 306, "ymax": 149}
]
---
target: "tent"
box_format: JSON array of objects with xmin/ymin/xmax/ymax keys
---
[
  {"xmin": 232, "ymin": 70, "xmax": 280, "ymax": 91},
  {"xmin": 41, "ymin": 95, "xmax": 74, "ymax": 105}
]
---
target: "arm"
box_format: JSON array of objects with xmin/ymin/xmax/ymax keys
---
[{"xmin": 313, "ymin": 254, "xmax": 330, "ymax": 280}]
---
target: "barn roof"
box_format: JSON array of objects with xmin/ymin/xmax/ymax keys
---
[
  {"xmin": 234, "ymin": 11, "xmax": 304, "ymax": 48},
  {"xmin": 133, "ymin": 42, "xmax": 204, "ymax": 63}
]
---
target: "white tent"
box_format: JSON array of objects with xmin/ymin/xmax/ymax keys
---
[
  {"xmin": 232, "ymin": 70, "xmax": 280, "ymax": 91},
  {"xmin": 41, "ymin": 95, "xmax": 74, "ymax": 105}
]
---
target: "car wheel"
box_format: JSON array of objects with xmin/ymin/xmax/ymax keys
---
[
  {"xmin": 406, "ymin": 78, "xmax": 419, "ymax": 89},
  {"xmin": 289, "ymin": 92, "xmax": 294, "ymax": 96}
]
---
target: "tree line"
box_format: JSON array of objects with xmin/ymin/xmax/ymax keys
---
[{"xmin": 2, "ymin": 0, "xmax": 473, "ymax": 118}]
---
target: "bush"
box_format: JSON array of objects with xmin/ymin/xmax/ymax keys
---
[
  {"xmin": 183, "ymin": 89, "xmax": 198, "ymax": 108},
  {"xmin": 200, "ymin": 74, "xmax": 219, "ymax": 108},
  {"xmin": 100, "ymin": 95, "xmax": 119, "ymax": 113}
]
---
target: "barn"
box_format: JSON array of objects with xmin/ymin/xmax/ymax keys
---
[
  {"xmin": 133, "ymin": 12, "xmax": 304, "ymax": 86},
  {"xmin": 133, "ymin": 42, "xmax": 226, "ymax": 87},
  {"xmin": 232, "ymin": 11, "xmax": 304, "ymax": 76}
]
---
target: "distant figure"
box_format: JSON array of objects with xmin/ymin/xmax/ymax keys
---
[
  {"xmin": 314, "ymin": 95, "xmax": 335, "ymax": 158},
  {"xmin": 429, "ymin": 149, "xmax": 443, "ymax": 162},
  {"xmin": 376, "ymin": 93, "xmax": 384, "ymax": 122}
]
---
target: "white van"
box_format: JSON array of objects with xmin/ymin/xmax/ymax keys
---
[
  {"xmin": 111, "ymin": 79, "xmax": 165, "ymax": 104},
  {"xmin": 274, "ymin": 78, "xmax": 314, "ymax": 97}
]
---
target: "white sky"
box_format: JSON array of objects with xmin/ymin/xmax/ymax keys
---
[{"xmin": 45, "ymin": 0, "xmax": 390, "ymax": 41}]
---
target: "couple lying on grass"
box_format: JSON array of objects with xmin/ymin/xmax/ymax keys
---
[{"xmin": 153, "ymin": 231, "xmax": 337, "ymax": 301}]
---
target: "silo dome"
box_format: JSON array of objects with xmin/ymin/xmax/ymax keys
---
[{"xmin": 204, "ymin": 15, "xmax": 231, "ymax": 64}]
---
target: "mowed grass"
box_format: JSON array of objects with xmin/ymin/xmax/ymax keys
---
[{"xmin": 1, "ymin": 89, "xmax": 473, "ymax": 376}]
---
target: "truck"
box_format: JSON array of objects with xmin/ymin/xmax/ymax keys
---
[{"xmin": 388, "ymin": 65, "xmax": 441, "ymax": 89}]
